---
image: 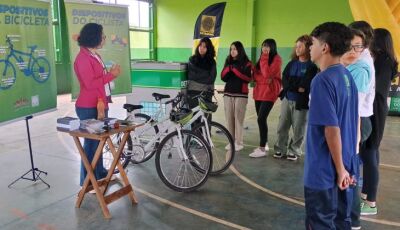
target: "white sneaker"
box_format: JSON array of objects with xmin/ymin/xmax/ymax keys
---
[
  {"xmin": 235, "ymin": 143, "xmax": 244, "ymax": 151},
  {"xmin": 249, "ymin": 148, "xmax": 266, "ymax": 158},
  {"xmin": 264, "ymin": 144, "xmax": 270, "ymax": 152}
]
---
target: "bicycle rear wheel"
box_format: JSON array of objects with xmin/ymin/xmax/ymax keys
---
[
  {"xmin": 129, "ymin": 113, "xmax": 159, "ymax": 163},
  {"xmin": 155, "ymin": 129, "xmax": 212, "ymax": 192},
  {"xmin": 103, "ymin": 132, "xmax": 132, "ymax": 174},
  {"xmin": 0, "ymin": 61, "xmax": 16, "ymax": 89},
  {"xmin": 193, "ymin": 121, "xmax": 235, "ymax": 175}
]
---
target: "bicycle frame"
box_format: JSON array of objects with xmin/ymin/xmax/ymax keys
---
[
  {"xmin": 6, "ymin": 49, "xmax": 35, "ymax": 68},
  {"xmin": 124, "ymin": 93, "xmax": 212, "ymax": 162},
  {"xmin": 4, "ymin": 38, "xmax": 36, "ymax": 73},
  {"xmin": 182, "ymin": 105, "xmax": 214, "ymax": 148},
  {"xmin": 126, "ymin": 99, "xmax": 179, "ymax": 154}
]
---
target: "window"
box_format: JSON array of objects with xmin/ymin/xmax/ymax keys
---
[{"xmin": 95, "ymin": 0, "xmax": 155, "ymax": 60}]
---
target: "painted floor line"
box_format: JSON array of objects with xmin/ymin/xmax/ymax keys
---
[
  {"xmin": 230, "ymin": 165, "xmax": 304, "ymax": 206},
  {"xmin": 380, "ymin": 163, "xmax": 400, "ymax": 170},
  {"xmin": 230, "ymin": 165, "xmax": 400, "ymax": 227},
  {"xmin": 240, "ymin": 143, "xmax": 400, "ymax": 170},
  {"xmin": 135, "ymin": 187, "xmax": 251, "ymax": 230}
]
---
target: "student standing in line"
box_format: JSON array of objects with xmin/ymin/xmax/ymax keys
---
[
  {"xmin": 186, "ymin": 37, "xmax": 217, "ymax": 109},
  {"xmin": 272, "ymin": 35, "xmax": 318, "ymax": 161},
  {"xmin": 340, "ymin": 28, "xmax": 373, "ymax": 230},
  {"xmin": 248, "ymin": 39, "xmax": 282, "ymax": 158},
  {"xmin": 304, "ymin": 22, "xmax": 358, "ymax": 229},
  {"xmin": 74, "ymin": 23, "xmax": 121, "ymax": 186},
  {"xmin": 221, "ymin": 41, "xmax": 252, "ymax": 151},
  {"xmin": 360, "ymin": 28, "xmax": 398, "ymax": 216},
  {"xmin": 347, "ymin": 21, "xmax": 376, "ymax": 228}
]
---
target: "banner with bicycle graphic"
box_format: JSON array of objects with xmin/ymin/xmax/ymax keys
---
[
  {"xmin": 0, "ymin": 0, "xmax": 56, "ymax": 125},
  {"xmin": 64, "ymin": 1, "xmax": 132, "ymax": 99}
]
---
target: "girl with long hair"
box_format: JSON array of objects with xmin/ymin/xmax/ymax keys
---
[
  {"xmin": 186, "ymin": 37, "xmax": 216, "ymax": 109},
  {"xmin": 221, "ymin": 41, "xmax": 252, "ymax": 151},
  {"xmin": 249, "ymin": 39, "xmax": 282, "ymax": 158},
  {"xmin": 360, "ymin": 28, "xmax": 398, "ymax": 216}
]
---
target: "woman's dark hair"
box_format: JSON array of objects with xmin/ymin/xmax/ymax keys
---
[
  {"xmin": 224, "ymin": 41, "xmax": 250, "ymax": 67},
  {"xmin": 310, "ymin": 22, "xmax": 352, "ymax": 56},
  {"xmin": 258, "ymin": 39, "xmax": 278, "ymax": 69},
  {"xmin": 371, "ymin": 28, "xmax": 398, "ymax": 70},
  {"xmin": 348, "ymin": 21, "xmax": 374, "ymax": 48},
  {"xmin": 349, "ymin": 28, "xmax": 366, "ymax": 47},
  {"xmin": 78, "ymin": 23, "xmax": 103, "ymax": 48},
  {"xmin": 193, "ymin": 37, "xmax": 216, "ymax": 60},
  {"xmin": 290, "ymin": 35, "xmax": 312, "ymax": 60}
]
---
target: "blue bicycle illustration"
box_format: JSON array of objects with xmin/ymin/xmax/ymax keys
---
[{"xmin": 0, "ymin": 37, "xmax": 51, "ymax": 90}]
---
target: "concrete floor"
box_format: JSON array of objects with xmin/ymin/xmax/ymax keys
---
[{"xmin": 0, "ymin": 92, "xmax": 399, "ymax": 230}]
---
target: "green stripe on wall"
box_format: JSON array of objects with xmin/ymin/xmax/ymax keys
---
[{"xmin": 157, "ymin": 47, "xmax": 294, "ymax": 85}]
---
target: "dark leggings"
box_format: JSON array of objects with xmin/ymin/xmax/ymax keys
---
[
  {"xmin": 255, "ymin": 100, "xmax": 274, "ymax": 147},
  {"xmin": 360, "ymin": 148, "xmax": 380, "ymax": 201},
  {"xmin": 361, "ymin": 95, "xmax": 387, "ymax": 202}
]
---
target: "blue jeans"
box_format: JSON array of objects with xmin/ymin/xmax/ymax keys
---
[
  {"xmin": 75, "ymin": 107, "xmax": 108, "ymax": 186},
  {"xmin": 305, "ymin": 186, "xmax": 352, "ymax": 229}
]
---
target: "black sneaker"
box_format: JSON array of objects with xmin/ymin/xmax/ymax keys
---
[
  {"xmin": 287, "ymin": 154, "xmax": 298, "ymax": 161},
  {"xmin": 273, "ymin": 152, "xmax": 283, "ymax": 158}
]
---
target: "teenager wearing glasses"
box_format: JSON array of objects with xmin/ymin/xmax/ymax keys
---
[{"xmin": 341, "ymin": 28, "xmax": 373, "ymax": 230}]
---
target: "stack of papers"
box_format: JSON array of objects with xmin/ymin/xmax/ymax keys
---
[
  {"xmin": 57, "ymin": 117, "xmax": 80, "ymax": 130},
  {"xmin": 80, "ymin": 119, "xmax": 104, "ymax": 133},
  {"xmin": 103, "ymin": 117, "xmax": 118, "ymax": 126}
]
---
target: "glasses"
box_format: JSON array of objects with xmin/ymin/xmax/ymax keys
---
[{"xmin": 350, "ymin": 45, "xmax": 364, "ymax": 52}]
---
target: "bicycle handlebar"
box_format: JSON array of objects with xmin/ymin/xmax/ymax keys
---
[
  {"xmin": 189, "ymin": 90, "xmax": 216, "ymax": 100},
  {"xmin": 165, "ymin": 92, "xmax": 184, "ymax": 108}
]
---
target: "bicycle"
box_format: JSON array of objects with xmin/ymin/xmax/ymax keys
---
[
  {"xmin": 104, "ymin": 91, "xmax": 235, "ymax": 176},
  {"xmin": 0, "ymin": 36, "xmax": 51, "ymax": 89},
  {"xmin": 103, "ymin": 93, "xmax": 213, "ymax": 192},
  {"xmin": 184, "ymin": 91, "xmax": 235, "ymax": 175}
]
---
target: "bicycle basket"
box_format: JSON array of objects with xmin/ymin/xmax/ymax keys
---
[
  {"xmin": 199, "ymin": 97, "xmax": 218, "ymax": 113},
  {"xmin": 170, "ymin": 108, "xmax": 193, "ymax": 125}
]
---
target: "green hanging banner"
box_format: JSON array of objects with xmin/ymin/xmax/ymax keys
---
[
  {"xmin": 64, "ymin": 1, "xmax": 131, "ymax": 100},
  {"xmin": 0, "ymin": 0, "xmax": 57, "ymax": 125}
]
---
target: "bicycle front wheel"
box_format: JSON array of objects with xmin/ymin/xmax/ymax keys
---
[
  {"xmin": 31, "ymin": 57, "xmax": 50, "ymax": 83},
  {"xmin": 155, "ymin": 129, "xmax": 212, "ymax": 192},
  {"xmin": 193, "ymin": 121, "xmax": 235, "ymax": 175}
]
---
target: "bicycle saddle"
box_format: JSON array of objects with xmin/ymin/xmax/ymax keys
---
[
  {"xmin": 152, "ymin": 93, "xmax": 170, "ymax": 101},
  {"xmin": 123, "ymin": 104, "xmax": 143, "ymax": 112}
]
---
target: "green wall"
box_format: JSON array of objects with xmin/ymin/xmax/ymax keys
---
[
  {"xmin": 54, "ymin": 0, "xmax": 72, "ymax": 94},
  {"xmin": 156, "ymin": 0, "xmax": 254, "ymax": 84},
  {"xmin": 254, "ymin": 0, "xmax": 354, "ymax": 64},
  {"xmin": 155, "ymin": 0, "xmax": 355, "ymax": 84}
]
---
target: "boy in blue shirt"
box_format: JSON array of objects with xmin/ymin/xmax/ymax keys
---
[{"xmin": 304, "ymin": 22, "xmax": 358, "ymax": 229}]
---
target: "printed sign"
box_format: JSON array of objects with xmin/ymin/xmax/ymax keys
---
[{"xmin": 0, "ymin": 0, "xmax": 56, "ymax": 125}]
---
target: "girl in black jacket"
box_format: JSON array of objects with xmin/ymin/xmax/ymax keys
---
[
  {"xmin": 221, "ymin": 41, "xmax": 252, "ymax": 151},
  {"xmin": 187, "ymin": 37, "xmax": 217, "ymax": 109},
  {"xmin": 360, "ymin": 28, "xmax": 398, "ymax": 215}
]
